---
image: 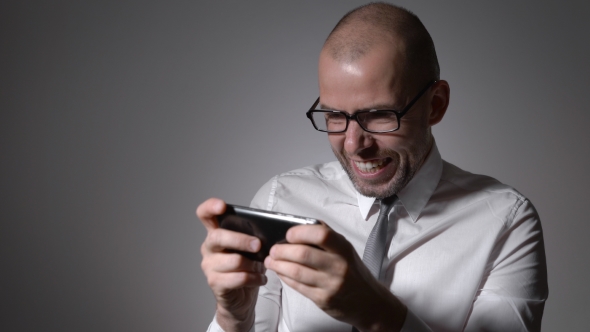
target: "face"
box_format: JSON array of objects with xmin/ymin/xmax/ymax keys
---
[{"xmin": 318, "ymin": 44, "xmax": 434, "ymax": 198}]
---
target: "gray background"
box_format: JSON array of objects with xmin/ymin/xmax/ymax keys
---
[{"xmin": 1, "ymin": 1, "xmax": 589, "ymax": 331}]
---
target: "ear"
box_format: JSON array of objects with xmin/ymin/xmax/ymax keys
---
[{"xmin": 428, "ymin": 80, "xmax": 450, "ymax": 126}]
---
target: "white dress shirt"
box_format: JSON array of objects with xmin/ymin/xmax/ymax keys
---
[{"xmin": 208, "ymin": 143, "xmax": 548, "ymax": 331}]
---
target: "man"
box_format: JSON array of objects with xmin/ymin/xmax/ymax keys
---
[{"xmin": 198, "ymin": 3, "xmax": 547, "ymax": 331}]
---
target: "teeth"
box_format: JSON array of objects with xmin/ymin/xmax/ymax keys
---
[{"xmin": 354, "ymin": 159, "xmax": 385, "ymax": 173}]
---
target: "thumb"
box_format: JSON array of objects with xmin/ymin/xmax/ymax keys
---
[{"xmin": 196, "ymin": 198, "xmax": 227, "ymax": 231}]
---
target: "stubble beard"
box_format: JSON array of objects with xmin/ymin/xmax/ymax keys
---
[{"xmin": 333, "ymin": 139, "xmax": 431, "ymax": 199}]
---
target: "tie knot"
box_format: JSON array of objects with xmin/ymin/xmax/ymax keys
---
[{"xmin": 379, "ymin": 195, "xmax": 397, "ymax": 215}]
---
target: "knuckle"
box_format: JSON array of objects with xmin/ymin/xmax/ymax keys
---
[
  {"xmin": 208, "ymin": 229, "xmax": 223, "ymax": 245},
  {"xmin": 314, "ymin": 290, "xmax": 331, "ymax": 308},
  {"xmin": 316, "ymin": 227, "xmax": 331, "ymax": 244},
  {"xmin": 333, "ymin": 259, "xmax": 348, "ymax": 276},
  {"xmin": 206, "ymin": 273, "xmax": 217, "ymax": 288},
  {"xmin": 289, "ymin": 265, "xmax": 304, "ymax": 281},
  {"xmin": 294, "ymin": 246, "xmax": 310, "ymax": 262},
  {"xmin": 200, "ymin": 258, "xmax": 208, "ymax": 272},
  {"xmin": 200, "ymin": 255, "xmax": 216, "ymax": 275},
  {"xmin": 208, "ymin": 276, "xmax": 224, "ymax": 290},
  {"xmin": 200, "ymin": 240, "xmax": 211, "ymax": 255},
  {"xmin": 207, "ymin": 276, "xmax": 214, "ymax": 287},
  {"xmin": 234, "ymin": 271, "xmax": 249, "ymax": 285},
  {"xmin": 328, "ymin": 275, "xmax": 344, "ymax": 292},
  {"xmin": 227, "ymin": 253, "xmax": 243, "ymax": 269}
]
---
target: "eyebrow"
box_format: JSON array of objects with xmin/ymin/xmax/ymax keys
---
[{"xmin": 318, "ymin": 102, "xmax": 401, "ymax": 112}]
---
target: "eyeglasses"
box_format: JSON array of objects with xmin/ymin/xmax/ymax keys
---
[{"xmin": 306, "ymin": 80, "xmax": 437, "ymax": 133}]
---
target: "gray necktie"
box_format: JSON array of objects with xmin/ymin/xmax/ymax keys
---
[
  {"xmin": 352, "ymin": 195, "xmax": 397, "ymax": 332},
  {"xmin": 362, "ymin": 195, "xmax": 397, "ymax": 281}
]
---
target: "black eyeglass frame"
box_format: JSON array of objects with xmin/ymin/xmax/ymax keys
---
[{"xmin": 306, "ymin": 80, "xmax": 438, "ymax": 133}]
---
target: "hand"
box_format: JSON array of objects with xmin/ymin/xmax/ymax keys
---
[
  {"xmin": 197, "ymin": 198, "xmax": 267, "ymax": 332},
  {"xmin": 264, "ymin": 224, "xmax": 407, "ymax": 332}
]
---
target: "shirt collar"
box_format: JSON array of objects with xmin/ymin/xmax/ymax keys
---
[{"xmin": 356, "ymin": 141, "xmax": 442, "ymax": 222}]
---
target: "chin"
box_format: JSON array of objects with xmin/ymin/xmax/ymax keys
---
[
  {"xmin": 352, "ymin": 172, "xmax": 409, "ymax": 198},
  {"xmin": 335, "ymin": 151, "xmax": 410, "ymax": 199}
]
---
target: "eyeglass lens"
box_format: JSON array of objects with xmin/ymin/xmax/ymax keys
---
[{"xmin": 310, "ymin": 111, "xmax": 399, "ymax": 132}]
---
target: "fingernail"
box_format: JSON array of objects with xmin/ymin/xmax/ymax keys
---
[
  {"xmin": 285, "ymin": 229, "xmax": 292, "ymax": 242},
  {"xmin": 250, "ymin": 239, "xmax": 259, "ymax": 252}
]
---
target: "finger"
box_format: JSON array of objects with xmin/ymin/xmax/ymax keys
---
[
  {"xmin": 277, "ymin": 273, "xmax": 356, "ymax": 318},
  {"xmin": 208, "ymin": 271, "xmax": 268, "ymax": 291},
  {"xmin": 274, "ymin": 272, "xmax": 325, "ymax": 307},
  {"xmin": 264, "ymin": 255, "xmax": 324, "ymax": 287},
  {"xmin": 203, "ymin": 252, "xmax": 265, "ymax": 274},
  {"xmin": 286, "ymin": 224, "xmax": 349, "ymax": 254},
  {"xmin": 269, "ymin": 243, "xmax": 334, "ymax": 271},
  {"xmin": 196, "ymin": 198, "xmax": 226, "ymax": 231},
  {"xmin": 204, "ymin": 228, "xmax": 261, "ymax": 253}
]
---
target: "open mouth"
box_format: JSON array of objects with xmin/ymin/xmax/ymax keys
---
[{"xmin": 353, "ymin": 159, "xmax": 389, "ymax": 174}]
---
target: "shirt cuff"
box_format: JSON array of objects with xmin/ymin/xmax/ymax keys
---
[
  {"xmin": 400, "ymin": 309, "xmax": 432, "ymax": 332},
  {"xmin": 207, "ymin": 314, "xmax": 255, "ymax": 332}
]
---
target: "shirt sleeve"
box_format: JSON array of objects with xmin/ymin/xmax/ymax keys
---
[
  {"xmin": 250, "ymin": 175, "xmax": 277, "ymax": 211},
  {"xmin": 206, "ymin": 270, "xmax": 282, "ymax": 332},
  {"xmin": 463, "ymin": 199, "xmax": 548, "ymax": 331},
  {"xmin": 206, "ymin": 315, "xmax": 255, "ymax": 332}
]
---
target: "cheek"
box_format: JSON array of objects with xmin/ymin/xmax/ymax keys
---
[
  {"xmin": 327, "ymin": 134, "xmax": 344, "ymax": 151},
  {"xmin": 385, "ymin": 122, "xmax": 429, "ymax": 149},
  {"xmin": 374, "ymin": 136, "xmax": 408, "ymax": 153}
]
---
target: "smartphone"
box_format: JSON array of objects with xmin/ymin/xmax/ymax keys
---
[{"xmin": 218, "ymin": 204, "xmax": 321, "ymax": 262}]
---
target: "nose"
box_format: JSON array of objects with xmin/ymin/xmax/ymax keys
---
[{"xmin": 344, "ymin": 120, "xmax": 374, "ymax": 155}]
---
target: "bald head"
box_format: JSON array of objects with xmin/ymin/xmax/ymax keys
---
[{"xmin": 323, "ymin": 2, "xmax": 439, "ymax": 90}]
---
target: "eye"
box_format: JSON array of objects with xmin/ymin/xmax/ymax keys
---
[
  {"xmin": 359, "ymin": 111, "xmax": 396, "ymax": 122},
  {"xmin": 358, "ymin": 111, "xmax": 399, "ymax": 131},
  {"xmin": 325, "ymin": 113, "xmax": 345, "ymax": 123}
]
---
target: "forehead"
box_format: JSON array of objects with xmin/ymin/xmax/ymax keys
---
[{"xmin": 318, "ymin": 45, "xmax": 409, "ymax": 112}]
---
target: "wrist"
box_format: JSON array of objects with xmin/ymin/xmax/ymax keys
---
[{"xmin": 215, "ymin": 303, "xmax": 255, "ymax": 332}]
